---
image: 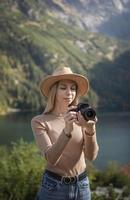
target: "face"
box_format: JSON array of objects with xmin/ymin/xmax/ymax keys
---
[{"xmin": 55, "ymin": 79, "xmax": 77, "ymax": 106}]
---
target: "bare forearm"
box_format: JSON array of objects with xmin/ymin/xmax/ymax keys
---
[
  {"xmin": 45, "ymin": 130, "xmax": 70, "ymax": 165},
  {"xmin": 84, "ymin": 131, "xmax": 99, "ymax": 161}
]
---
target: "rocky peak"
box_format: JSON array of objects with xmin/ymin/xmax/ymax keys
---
[{"xmin": 48, "ymin": 0, "xmax": 130, "ymax": 39}]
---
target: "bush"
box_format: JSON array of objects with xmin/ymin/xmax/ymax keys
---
[
  {"xmin": 91, "ymin": 162, "xmax": 130, "ymax": 188},
  {"xmin": 91, "ymin": 162, "xmax": 130, "ymax": 199},
  {"xmin": 0, "ymin": 139, "xmax": 45, "ymax": 200}
]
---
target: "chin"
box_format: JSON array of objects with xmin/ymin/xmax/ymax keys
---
[{"xmin": 67, "ymin": 101, "xmax": 73, "ymax": 106}]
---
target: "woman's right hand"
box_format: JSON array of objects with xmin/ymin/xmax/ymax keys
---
[{"xmin": 64, "ymin": 106, "xmax": 77, "ymax": 134}]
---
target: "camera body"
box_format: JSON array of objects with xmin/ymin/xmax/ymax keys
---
[{"xmin": 71, "ymin": 103, "xmax": 96, "ymax": 121}]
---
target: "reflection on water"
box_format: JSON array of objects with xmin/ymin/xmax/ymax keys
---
[{"xmin": 0, "ymin": 111, "xmax": 130, "ymax": 169}]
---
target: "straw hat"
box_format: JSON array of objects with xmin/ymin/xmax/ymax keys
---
[{"xmin": 40, "ymin": 67, "xmax": 89, "ymax": 97}]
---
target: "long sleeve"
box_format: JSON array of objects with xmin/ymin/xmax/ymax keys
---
[
  {"xmin": 31, "ymin": 117, "xmax": 71, "ymax": 165},
  {"xmin": 82, "ymin": 127, "xmax": 99, "ymax": 161}
]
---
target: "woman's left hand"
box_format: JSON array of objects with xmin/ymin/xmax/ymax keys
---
[{"xmin": 75, "ymin": 111, "xmax": 97, "ymax": 133}]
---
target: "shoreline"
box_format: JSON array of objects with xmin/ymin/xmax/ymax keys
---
[
  {"xmin": 0, "ymin": 108, "xmax": 40, "ymax": 116},
  {"xmin": 1, "ymin": 107, "xmax": 130, "ymax": 116}
]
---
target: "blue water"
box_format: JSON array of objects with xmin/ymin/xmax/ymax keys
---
[{"xmin": 94, "ymin": 112, "xmax": 130, "ymax": 169}]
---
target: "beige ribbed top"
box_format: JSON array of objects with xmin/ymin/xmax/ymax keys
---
[{"xmin": 31, "ymin": 113, "xmax": 98, "ymax": 176}]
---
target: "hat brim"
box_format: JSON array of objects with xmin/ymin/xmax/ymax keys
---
[{"xmin": 40, "ymin": 74, "xmax": 89, "ymax": 97}]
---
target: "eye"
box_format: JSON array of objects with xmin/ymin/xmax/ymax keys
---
[
  {"xmin": 60, "ymin": 86, "xmax": 66, "ymax": 90},
  {"xmin": 71, "ymin": 86, "xmax": 76, "ymax": 91}
]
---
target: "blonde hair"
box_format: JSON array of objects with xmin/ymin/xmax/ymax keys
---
[{"xmin": 44, "ymin": 81, "xmax": 79, "ymax": 114}]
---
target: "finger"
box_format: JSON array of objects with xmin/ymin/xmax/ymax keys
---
[
  {"xmin": 75, "ymin": 120, "xmax": 80, "ymax": 126},
  {"xmin": 95, "ymin": 116, "xmax": 98, "ymax": 122},
  {"xmin": 66, "ymin": 111, "xmax": 77, "ymax": 119},
  {"xmin": 77, "ymin": 111, "xmax": 85, "ymax": 122},
  {"xmin": 67, "ymin": 118, "xmax": 77, "ymax": 124},
  {"xmin": 87, "ymin": 120, "xmax": 96, "ymax": 125},
  {"xmin": 67, "ymin": 106, "xmax": 77, "ymax": 112},
  {"xmin": 64, "ymin": 113, "xmax": 77, "ymax": 122},
  {"xmin": 87, "ymin": 117, "xmax": 97, "ymax": 123},
  {"xmin": 67, "ymin": 115, "xmax": 77, "ymax": 121}
]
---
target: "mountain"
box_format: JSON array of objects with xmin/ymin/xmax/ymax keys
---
[
  {"xmin": 90, "ymin": 50, "xmax": 130, "ymax": 111},
  {"xmin": 45, "ymin": 0, "xmax": 130, "ymax": 39},
  {"xmin": 0, "ymin": 0, "xmax": 130, "ymax": 114}
]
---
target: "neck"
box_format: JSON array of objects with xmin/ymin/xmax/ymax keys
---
[{"xmin": 52, "ymin": 103, "xmax": 69, "ymax": 115}]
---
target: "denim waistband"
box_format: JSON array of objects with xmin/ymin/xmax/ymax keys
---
[{"xmin": 45, "ymin": 170, "xmax": 87, "ymax": 184}]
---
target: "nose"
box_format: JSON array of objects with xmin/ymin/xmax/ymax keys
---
[{"xmin": 66, "ymin": 87, "xmax": 72, "ymax": 95}]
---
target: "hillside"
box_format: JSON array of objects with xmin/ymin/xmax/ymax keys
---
[{"xmin": 0, "ymin": 0, "xmax": 130, "ymax": 114}]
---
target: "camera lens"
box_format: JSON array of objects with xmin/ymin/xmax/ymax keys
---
[
  {"xmin": 87, "ymin": 110, "xmax": 94, "ymax": 118},
  {"xmin": 82, "ymin": 108, "xmax": 96, "ymax": 120}
]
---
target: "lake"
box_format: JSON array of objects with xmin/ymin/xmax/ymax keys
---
[{"xmin": 0, "ymin": 111, "xmax": 130, "ymax": 169}]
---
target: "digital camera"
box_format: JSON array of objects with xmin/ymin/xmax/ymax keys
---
[{"xmin": 70, "ymin": 103, "xmax": 96, "ymax": 121}]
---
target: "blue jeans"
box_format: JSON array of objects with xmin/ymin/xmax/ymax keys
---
[{"xmin": 36, "ymin": 171, "xmax": 91, "ymax": 200}]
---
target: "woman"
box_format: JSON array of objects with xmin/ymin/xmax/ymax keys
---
[{"xmin": 31, "ymin": 66, "xmax": 99, "ymax": 200}]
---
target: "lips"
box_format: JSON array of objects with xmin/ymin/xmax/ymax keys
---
[{"xmin": 64, "ymin": 97, "xmax": 72, "ymax": 100}]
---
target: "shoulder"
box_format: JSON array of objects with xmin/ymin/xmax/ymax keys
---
[
  {"xmin": 31, "ymin": 114, "xmax": 43, "ymax": 123},
  {"xmin": 31, "ymin": 113, "xmax": 53, "ymax": 129},
  {"xmin": 31, "ymin": 113, "xmax": 46, "ymax": 127},
  {"xmin": 31, "ymin": 114, "xmax": 49, "ymax": 135}
]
